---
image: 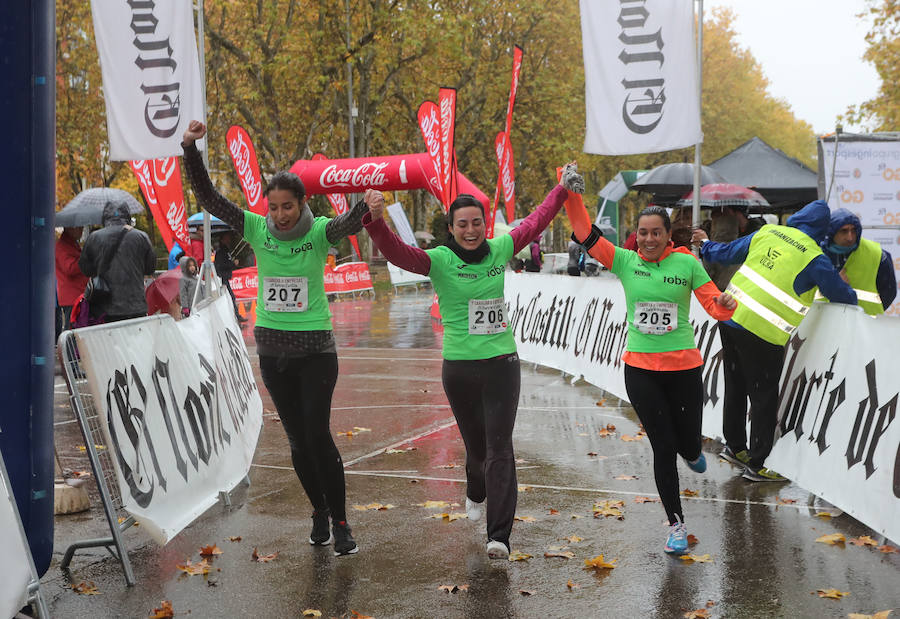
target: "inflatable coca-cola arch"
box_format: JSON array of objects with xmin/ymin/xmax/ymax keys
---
[{"xmin": 289, "ymin": 153, "xmax": 488, "ymax": 209}]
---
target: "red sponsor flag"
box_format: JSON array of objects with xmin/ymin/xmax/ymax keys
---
[
  {"xmin": 494, "ymin": 132, "xmax": 516, "ymax": 225},
  {"xmin": 490, "ymin": 45, "xmax": 524, "ymax": 237},
  {"xmin": 311, "ymin": 153, "xmax": 362, "ymax": 259},
  {"xmin": 438, "ymin": 87, "xmax": 458, "ymax": 210},
  {"xmin": 226, "ymin": 125, "xmax": 268, "ymax": 216},
  {"xmin": 129, "ymin": 158, "xmax": 190, "ymax": 253},
  {"xmin": 416, "ymin": 101, "xmax": 444, "ymax": 204}
]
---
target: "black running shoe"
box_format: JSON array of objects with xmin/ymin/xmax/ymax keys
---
[
  {"xmin": 332, "ymin": 521, "xmax": 359, "ymax": 556},
  {"xmin": 309, "ymin": 509, "xmax": 332, "ymax": 545}
]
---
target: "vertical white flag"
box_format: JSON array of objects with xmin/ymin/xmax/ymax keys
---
[
  {"xmin": 580, "ymin": 0, "xmax": 701, "ymax": 155},
  {"xmin": 91, "ymin": 0, "xmax": 205, "ymax": 160}
]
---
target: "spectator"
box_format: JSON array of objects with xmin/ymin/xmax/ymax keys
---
[
  {"xmin": 214, "ymin": 231, "xmax": 247, "ymax": 322},
  {"xmin": 55, "ymin": 226, "xmax": 89, "ymax": 331},
  {"xmin": 703, "ymin": 205, "xmax": 766, "ymax": 291},
  {"xmin": 179, "ymin": 255, "xmax": 202, "ymax": 317},
  {"xmin": 821, "ymin": 208, "xmax": 896, "ymax": 315},
  {"xmin": 79, "ymin": 201, "xmax": 156, "ymax": 322},
  {"xmin": 168, "ymin": 241, "xmax": 186, "ymax": 270},
  {"xmin": 567, "ymin": 239, "xmax": 582, "ymax": 276}
]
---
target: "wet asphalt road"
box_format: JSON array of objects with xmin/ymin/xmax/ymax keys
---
[{"xmin": 45, "ymin": 293, "xmax": 900, "ymax": 618}]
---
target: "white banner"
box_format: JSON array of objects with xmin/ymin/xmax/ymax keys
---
[
  {"xmin": 91, "ymin": 0, "xmax": 205, "ymax": 160},
  {"xmin": 386, "ymin": 202, "xmax": 418, "ymax": 247},
  {"xmin": 75, "ymin": 295, "xmax": 263, "ymax": 544},
  {"xmin": 580, "ymin": 0, "xmax": 701, "ymax": 155},
  {"xmin": 0, "ymin": 458, "xmax": 33, "ymax": 619},
  {"xmin": 505, "ymin": 273, "xmax": 900, "ymax": 543}
]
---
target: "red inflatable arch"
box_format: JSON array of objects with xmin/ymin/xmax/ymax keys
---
[{"xmin": 289, "ymin": 152, "xmax": 488, "ymax": 209}]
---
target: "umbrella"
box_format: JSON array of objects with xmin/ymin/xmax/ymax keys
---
[
  {"xmin": 675, "ymin": 183, "xmax": 770, "ymax": 209},
  {"xmin": 55, "ymin": 187, "xmax": 144, "ymax": 227},
  {"xmin": 414, "ymin": 230, "xmax": 435, "ymax": 241},
  {"xmin": 630, "ymin": 163, "xmax": 729, "ymax": 204},
  {"xmin": 146, "ymin": 269, "xmax": 182, "ymax": 316},
  {"xmin": 187, "ymin": 212, "xmax": 231, "ymax": 231}
]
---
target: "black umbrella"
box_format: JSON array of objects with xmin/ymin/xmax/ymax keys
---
[
  {"xmin": 55, "ymin": 188, "xmax": 144, "ymax": 227},
  {"xmin": 630, "ymin": 163, "xmax": 729, "ymax": 204}
]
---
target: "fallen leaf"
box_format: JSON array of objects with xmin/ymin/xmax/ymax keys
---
[
  {"xmin": 775, "ymin": 496, "xmax": 797, "ymax": 505},
  {"xmin": 548, "ymin": 508, "xmax": 560, "ymax": 515},
  {"xmin": 337, "ymin": 431, "xmax": 355, "ymax": 437},
  {"xmin": 683, "ymin": 610, "xmax": 711, "ymax": 619},
  {"xmin": 814, "ymin": 511, "xmax": 834, "ymax": 519},
  {"xmin": 349, "ymin": 611, "xmax": 374, "ymax": 619},
  {"xmin": 227, "ymin": 536, "xmax": 242, "ymax": 542},
  {"xmin": 72, "ymin": 581, "xmax": 100, "ymax": 595},
  {"xmin": 207, "ymin": 580, "xmax": 217, "ymax": 587},
  {"xmin": 706, "ymin": 600, "xmax": 716, "ymax": 607},
  {"xmin": 634, "ymin": 496, "xmax": 661, "ymax": 503},
  {"xmin": 199, "ymin": 544, "xmax": 223, "ymax": 557},
  {"xmin": 566, "ymin": 579, "xmax": 579, "ymax": 590},
  {"xmin": 595, "ymin": 399, "xmax": 607, "ymax": 407},
  {"xmin": 848, "ymin": 611, "xmax": 893, "ymax": 619},
  {"xmin": 252, "ymin": 548, "xmax": 279, "ymax": 563},
  {"xmin": 687, "ymin": 534, "xmax": 699, "ymax": 546},
  {"xmin": 815, "ymin": 533, "xmax": 846, "ymax": 545},
  {"xmin": 587, "ymin": 452, "xmax": 599, "ymax": 457},
  {"xmin": 584, "ymin": 555, "xmax": 617, "ymax": 570},
  {"xmin": 436, "ymin": 463, "xmax": 460, "ymax": 469},
  {"xmin": 519, "ymin": 589, "xmax": 536, "ymax": 596},
  {"xmin": 176, "ymin": 559, "xmax": 211, "ymax": 575},
  {"xmin": 620, "ymin": 434, "xmax": 641, "ymax": 442},
  {"xmin": 353, "ymin": 503, "xmax": 395, "ymax": 511},
  {"xmin": 508, "ymin": 551, "xmax": 532, "ymax": 561},
  {"xmin": 70, "ymin": 470, "xmax": 91, "ymax": 478},
  {"xmin": 149, "ymin": 600, "xmax": 174, "ymax": 618},
  {"xmin": 679, "ymin": 554, "xmax": 713, "ymax": 564},
  {"xmin": 597, "ymin": 427, "xmax": 616, "ymax": 438},
  {"xmin": 562, "ymin": 535, "xmax": 583, "ymax": 543},
  {"xmin": 592, "ymin": 500, "xmax": 625, "ymax": 520},
  {"xmin": 416, "ymin": 500, "xmax": 451, "ymax": 509},
  {"xmin": 515, "ymin": 515, "xmax": 537, "ymax": 523},
  {"xmin": 302, "ymin": 610, "xmax": 322, "ymax": 617},
  {"xmin": 544, "ymin": 550, "xmax": 575, "ymax": 559},
  {"xmin": 518, "ymin": 485, "xmax": 532, "ymax": 492},
  {"xmin": 570, "ymin": 514, "xmax": 582, "ymax": 519},
  {"xmin": 877, "ymin": 544, "xmax": 899, "ymax": 554},
  {"xmin": 353, "ymin": 427, "xmax": 371, "ymax": 433},
  {"xmin": 681, "ymin": 489, "xmax": 699, "ymax": 497},
  {"xmin": 614, "ymin": 474, "xmax": 639, "ymax": 481},
  {"xmin": 438, "ymin": 585, "xmax": 465, "ymax": 593},
  {"xmin": 848, "ymin": 535, "xmax": 878, "ymax": 547},
  {"xmin": 429, "ymin": 512, "xmax": 467, "ymax": 522},
  {"xmin": 815, "ymin": 588, "xmax": 849, "ymax": 600}
]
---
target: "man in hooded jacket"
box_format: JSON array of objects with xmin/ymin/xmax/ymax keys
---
[
  {"xmin": 79, "ymin": 201, "xmax": 157, "ymax": 322},
  {"xmin": 820, "ymin": 208, "xmax": 895, "ymax": 315},
  {"xmin": 691, "ymin": 200, "xmax": 857, "ymax": 482}
]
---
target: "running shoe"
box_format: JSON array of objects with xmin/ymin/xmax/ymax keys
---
[
  {"xmin": 685, "ymin": 452, "xmax": 707, "ymax": 473},
  {"xmin": 719, "ymin": 446, "xmax": 750, "ymax": 468},
  {"xmin": 742, "ymin": 467, "xmax": 788, "ymax": 482},
  {"xmin": 332, "ymin": 521, "xmax": 359, "ymax": 556},
  {"xmin": 486, "ymin": 540, "xmax": 509, "ymax": 560},
  {"xmin": 465, "ymin": 497, "xmax": 485, "ymax": 522},
  {"xmin": 308, "ymin": 509, "xmax": 332, "ymax": 545},
  {"xmin": 664, "ymin": 521, "xmax": 688, "ymax": 555}
]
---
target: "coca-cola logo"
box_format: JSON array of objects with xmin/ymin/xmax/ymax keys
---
[
  {"xmin": 440, "ymin": 94, "xmax": 455, "ymax": 189},
  {"xmin": 345, "ymin": 272, "xmax": 359, "ymax": 282},
  {"xmin": 166, "ymin": 201, "xmax": 189, "ymax": 242},
  {"xmin": 152, "ymin": 157, "xmax": 178, "ymax": 187},
  {"xmin": 131, "ymin": 161, "xmax": 159, "ymax": 205},
  {"xmin": 495, "ymin": 134, "xmax": 515, "ymax": 203},
  {"xmin": 228, "ymin": 131, "xmax": 262, "ymax": 206},
  {"xmin": 319, "ymin": 163, "xmax": 389, "ymax": 190},
  {"xmin": 420, "ymin": 108, "xmax": 441, "ymax": 158}
]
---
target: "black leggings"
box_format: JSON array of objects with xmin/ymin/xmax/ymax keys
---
[
  {"xmin": 259, "ymin": 353, "xmax": 347, "ymax": 522},
  {"xmin": 624, "ymin": 364, "xmax": 703, "ymax": 525},
  {"xmin": 442, "ymin": 353, "xmax": 521, "ymax": 546}
]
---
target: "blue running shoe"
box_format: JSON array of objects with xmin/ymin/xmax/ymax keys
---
[
  {"xmin": 664, "ymin": 521, "xmax": 688, "ymax": 555},
  {"xmin": 685, "ymin": 452, "xmax": 707, "ymax": 473}
]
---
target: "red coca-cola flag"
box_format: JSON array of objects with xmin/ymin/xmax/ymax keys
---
[
  {"xmin": 438, "ymin": 87, "xmax": 458, "ymax": 210},
  {"xmin": 311, "ymin": 153, "xmax": 362, "ymax": 259},
  {"xmin": 495, "ymin": 132, "xmax": 516, "ymax": 224},
  {"xmin": 490, "ymin": 45, "xmax": 524, "ymax": 236},
  {"xmin": 129, "ymin": 158, "xmax": 191, "ymax": 253},
  {"xmin": 416, "ymin": 101, "xmax": 444, "ymax": 204},
  {"xmin": 226, "ymin": 125, "xmax": 268, "ymax": 216}
]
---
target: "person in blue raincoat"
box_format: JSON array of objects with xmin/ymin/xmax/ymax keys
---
[{"xmin": 820, "ymin": 208, "xmax": 896, "ymax": 315}]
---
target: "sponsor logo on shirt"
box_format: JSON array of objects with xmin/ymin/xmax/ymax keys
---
[
  {"xmin": 290, "ymin": 242, "xmax": 314, "ymax": 254},
  {"xmin": 264, "ymin": 236, "xmax": 278, "ymax": 251},
  {"xmin": 662, "ymin": 275, "xmax": 689, "ymax": 287},
  {"xmin": 486, "ymin": 265, "xmax": 504, "ymax": 277},
  {"xmin": 457, "ymin": 272, "xmax": 477, "ymax": 280},
  {"xmin": 633, "ymin": 269, "xmax": 651, "ymax": 278}
]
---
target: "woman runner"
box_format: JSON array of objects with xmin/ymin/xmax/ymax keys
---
[
  {"xmin": 361, "ymin": 164, "xmax": 584, "ymax": 558},
  {"xmin": 565, "ymin": 194, "xmax": 736, "ymax": 555},
  {"xmin": 182, "ymin": 121, "xmax": 365, "ymax": 556}
]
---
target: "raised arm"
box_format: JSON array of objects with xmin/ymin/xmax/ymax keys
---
[
  {"xmin": 325, "ymin": 200, "xmax": 367, "ymax": 244},
  {"xmin": 693, "ymin": 281, "xmax": 737, "ymax": 321},
  {"xmin": 361, "ymin": 189, "xmax": 431, "ymax": 275},
  {"xmin": 510, "ymin": 185, "xmax": 567, "ymax": 253},
  {"xmin": 562, "ymin": 184, "xmax": 615, "ymax": 269},
  {"xmin": 181, "ymin": 121, "xmax": 246, "ymax": 235}
]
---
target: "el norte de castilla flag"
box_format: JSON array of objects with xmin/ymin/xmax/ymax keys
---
[{"xmin": 580, "ymin": 0, "xmax": 701, "ymax": 155}]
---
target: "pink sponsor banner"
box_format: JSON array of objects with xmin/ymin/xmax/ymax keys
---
[
  {"xmin": 490, "ymin": 45, "xmax": 524, "ymax": 237},
  {"xmin": 438, "ymin": 87, "xmax": 458, "ymax": 210},
  {"xmin": 495, "ymin": 132, "xmax": 516, "ymax": 224},
  {"xmin": 416, "ymin": 100, "xmax": 444, "ymax": 205},
  {"xmin": 226, "ymin": 125, "xmax": 268, "ymax": 216},
  {"xmin": 311, "ymin": 153, "xmax": 362, "ymax": 259},
  {"xmin": 151, "ymin": 157, "xmax": 192, "ymax": 251},
  {"xmin": 230, "ymin": 263, "xmax": 372, "ymax": 298}
]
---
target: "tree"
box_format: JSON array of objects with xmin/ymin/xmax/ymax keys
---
[{"xmin": 843, "ymin": 0, "xmax": 900, "ymax": 130}]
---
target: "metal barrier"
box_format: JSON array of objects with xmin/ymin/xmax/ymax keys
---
[
  {"xmin": 1, "ymin": 449, "xmax": 49, "ymax": 618},
  {"xmin": 56, "ymin": 330, "xmax": 137, "ymax": 586}
]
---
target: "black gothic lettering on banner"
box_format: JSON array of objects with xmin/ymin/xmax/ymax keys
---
[
  {"xmin": 618, "ymin": 0, "xmax": 666, "ymax": 134},
  {"xmin": 215, "ymin": 328, "xmax": 258, "ymax": 432},
  {"xmin": 845, "ymin": 360, "xmax": 897, "ymax": 480},
  {"xmin": 129, "ymin": 0, "xmax": 182, "ymax": 137},
  {"xmin": 692, "ymin": 318, "xmax": 722, "ymax": 407},
  {"xmin": 106, "ymin": 366, "xmax": 166, "ymax": 508}
]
